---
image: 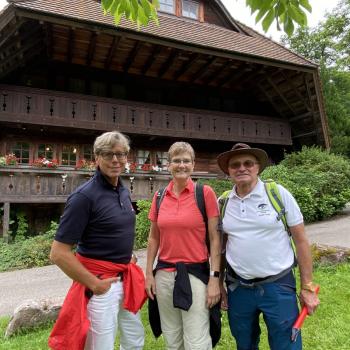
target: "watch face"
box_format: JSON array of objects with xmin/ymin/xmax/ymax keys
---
[{"xmin": 210, "ymin": 271, "xmax": 220, "ymax": 277}]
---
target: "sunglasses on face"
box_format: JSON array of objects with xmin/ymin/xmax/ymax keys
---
[
  {"xmin": 228, "ymin": 160, "xmax": 259, "ymax": 170},
  {"xmin": 100, "ymin": 151, "xmax": 128, "ymax": 161}
]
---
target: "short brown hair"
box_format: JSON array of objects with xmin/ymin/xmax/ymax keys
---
[
  {"xmin": 168, "ymin": 142, "xmax": 195, "ymax": 162},
  {"xmin": 93, "ymin": 131, "xmax": 130, "ymax": 156}
]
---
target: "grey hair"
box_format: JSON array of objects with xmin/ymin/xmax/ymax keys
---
[
  {"xmin": 168, "ymin": 142, "xmax": 195, "ymax": 161},
  {"xmin": 93, "ymin": 131, "xmax": 130, "ymax": 156}
]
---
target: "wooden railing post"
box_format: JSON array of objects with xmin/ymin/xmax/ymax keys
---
[{"xmin": 3, "ymin": 202, "xmax": 10, "ymax": 243}]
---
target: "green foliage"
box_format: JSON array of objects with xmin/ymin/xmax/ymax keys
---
[
  {"xmin": 282, "ymin": 1, "xmax": 350, "ymax": 157},
  {"xmin": 261, "ymin": 146, "xmax": 350, "ymax": 222},
  {"xmin": 135, "ymin": 199, "xmax": 152, "ymax": 249},
  {"xmin": 99, "ymin": 0, "xmax": 310, "ymax": 36},
  {"xmin": 101, "ymin": 0, "xmax": 159, "ymax": 28},
  {"xmin": 246, "ymin": 0, "xmax": 311, "ymax": 36},
  {"xmin": 0, "ymin": 222, "xmax": 58, "ymax": 272},
  {"xmin": 12, "ymin": 212, "xmax": 28, "ymax": 242},
  {"xmin": 197, "ymin": 178, "xmax": 232, "ymax": 197}
]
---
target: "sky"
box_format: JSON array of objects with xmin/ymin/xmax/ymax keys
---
[{"xmin": 0, "ymin": 0, "xmax": 340, "ymax": 41}]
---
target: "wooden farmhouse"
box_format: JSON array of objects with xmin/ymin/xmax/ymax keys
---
[{"xmin": 0, "ymin": 0, "xmax": 330, "ymax": 239}]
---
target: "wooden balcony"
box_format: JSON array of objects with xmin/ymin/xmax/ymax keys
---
[
  {"xmin": 0, "ymin": 166, "xmax": 217, "ymax": 203},
  {"xmin": 0, "ymin": 84, "xmax": 292, "ymax": 145}
]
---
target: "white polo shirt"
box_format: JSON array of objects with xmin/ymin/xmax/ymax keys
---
[{"xmin": 222, "ymin": 178, "xmax": 303, "ymax": 279}]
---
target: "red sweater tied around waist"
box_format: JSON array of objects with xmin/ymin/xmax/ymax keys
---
[{"xmin": 48, "ymin": 254, "xmax": 147, "ymax": 350}]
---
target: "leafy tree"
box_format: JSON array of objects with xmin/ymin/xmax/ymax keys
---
[
  {"xmin": 283, "ymin": 0, "xmax": 350, "ymax": 157},
  {"xmin": 99, "ymin": 0, "xmax": 311, "ymax": 35}
]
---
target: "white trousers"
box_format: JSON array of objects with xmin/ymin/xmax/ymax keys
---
[
  {"xmin": 155, "ymin": 270, "xmax": 212, "ymax": 350},
  {"xmin": 84, "ymin": 281, "xmax": 144, "ymax": 350}
]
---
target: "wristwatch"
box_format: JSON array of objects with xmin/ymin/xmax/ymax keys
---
[
  {"xmin": 301, "ymin": 281, "xmax": 318, "ymax": 292},
  {"xmin": 210, "ymin": 271, "xmax": 220, "ymax": 278}
]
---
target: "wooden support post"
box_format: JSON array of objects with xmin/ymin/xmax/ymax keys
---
[{"xmin": 3, "ymin": 202, "xmax": 10, "ymax": 243}]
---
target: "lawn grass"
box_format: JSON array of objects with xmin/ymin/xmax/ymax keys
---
[{"xmin": 1, "ymin": 263, "xmax": 350, "ymax": 349}]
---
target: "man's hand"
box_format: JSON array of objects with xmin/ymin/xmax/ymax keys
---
[
  {"xmin": 91, "ymin": 277, "xmax": 118, "ymax": 295},
  {"xmin": 206, "ymin": 277, "xmax": 221, "ymax": 308},
  {"xmin": 219, "ymin": 283, "xmax": 228, "ymax": 311},
  {"xmin": 145, "ymin": 274, "xmax": 156, "ymax": 300},
  {"xmin": 300, "ymin": 289, "xmax": 320, "ymax": 315},
  {"xmin": 130, "ymin": 252, "xmax": 138, "ymax": 264}
]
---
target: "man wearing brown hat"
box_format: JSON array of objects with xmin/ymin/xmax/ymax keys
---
[{"xmin": 217, "ymin": 143, "xmax": 319, "ymax": 350}]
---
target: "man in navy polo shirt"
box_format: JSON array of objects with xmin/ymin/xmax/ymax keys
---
[{"xmin": 49, "ymin": 131, "xmax": 145, "ymax": 350}]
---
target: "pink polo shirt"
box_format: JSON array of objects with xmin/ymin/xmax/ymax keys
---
[{"xmin": 148, "ymin": 179, "xmax": 219, "ymax": 264}]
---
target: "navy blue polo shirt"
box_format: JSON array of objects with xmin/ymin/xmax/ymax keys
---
[{"xmin": 55, "ymin": 169, "xmax": 135, "ymax": 263}]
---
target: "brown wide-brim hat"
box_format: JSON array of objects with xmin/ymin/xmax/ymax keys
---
[{"xmin": 217, "ymin": 143, "xmax": 269, "ymax": 175}]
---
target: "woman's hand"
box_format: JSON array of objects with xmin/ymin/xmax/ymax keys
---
[
  {"xmin": 206, "ymin": 277, "xmax": 221, "ymax": 308},
  {"xmin": 145, "ymin": 274, "xmax": 157, "ymax": 300}
]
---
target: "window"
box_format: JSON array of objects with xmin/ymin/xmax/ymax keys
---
[
  {"xmin": 159, "ymin": 0, "xmax": 175, "ymax": 14},
  {"xmin": 136, "ymin": 150, "xmax": 150, "ymax": 169},
  {"xmin": 182, "ymin": 0, "xmax": 199, "ymax": 19},
  {"xmin": 11, "ymin": 142, "xmax": 30, "ymax": 164},
  {"xmin": 156, "ymin": 151, "xmax": 168, "ymax": 170},
  {"xmin": 61, "ymin": 145, "xmax": 77, "ymax": 166},
  {"xmin": 38, "ymin": 144, "xmax": 54, "ymax": 160},
  {"xmin": 83, "ymin": 144, "xmax": 94, "ymax": 161}
]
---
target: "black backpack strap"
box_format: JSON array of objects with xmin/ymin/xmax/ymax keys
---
[
  {"xmin": 156, "ymin": 187, "xmax": 166, "ymax": 217},
  {"xmin": 194, "ymin": 183, "xmax": 210, "ymax": 252}
]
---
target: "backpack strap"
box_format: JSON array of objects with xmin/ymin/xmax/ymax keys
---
[
  {"xmin": 156, "ymin": 187, "xmax": 167, "ymax": 217},
  {"xmin": 218, "ymin": 190, "xmax": 231, "ymax": 221},
  {"xmin": 264, "ymin": 179, "xmax": 297, "ymax": 266},
  {"xmin": 264, "ymin": 179, "xmax": 289, "ymax": 234},
  {"xmin": 194, "ymin": 183, "xmax": 210, "ymax": 252}
]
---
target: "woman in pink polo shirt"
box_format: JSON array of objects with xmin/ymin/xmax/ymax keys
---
[{"xmin": 146, "ymin": 141, "xmax": 222, "ymax": 350}]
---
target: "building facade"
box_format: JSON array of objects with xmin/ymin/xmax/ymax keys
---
[{"xmin": 0, "ymin": 0, "xmax": 330, "ymax": 239}]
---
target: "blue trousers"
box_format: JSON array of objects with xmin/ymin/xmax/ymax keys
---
[{"xmin": 227, "ymin": 271, "xmax": 302, "ymax": 350}]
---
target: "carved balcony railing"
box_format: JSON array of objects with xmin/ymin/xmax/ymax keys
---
[
  {"xmin": 0, "ymin": 166, "xmax": 217, "ymax": 203},
  {"xmin": 0, "ymin": 84, "xmax": 292, "ymax": 145}
]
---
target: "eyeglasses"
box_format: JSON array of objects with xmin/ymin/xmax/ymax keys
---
[
  {"xmin": 100, "ymin": 151, "xmax": 128, "ymax": 161},
  {"xmin": 229, "ymin": 160, "xmax": 259, "ymax": 170},
  {"xmin": 171, "ymin": 158, "xmax": 192, "ymax": 165}
]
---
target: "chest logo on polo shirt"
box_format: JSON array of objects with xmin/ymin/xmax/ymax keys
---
[{"xmin": 256, "ymin": 203, "xmax": 270, "ymax": 216}]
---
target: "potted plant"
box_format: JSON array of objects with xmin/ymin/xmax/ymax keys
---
[
  {"xmin": 75, "ymin": 159, "xmax": 96, "ymax": 171},
  {"xmin": 31, "ymin": 158, "xmax": 58, "ymax": 168},
  {"xmin": 0, "ymin": 153, "xmax": 18, "ymax": 166}
]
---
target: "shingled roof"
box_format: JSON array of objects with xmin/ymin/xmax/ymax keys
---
[{"xmin": 6, "ymin": 0, "xmax": 317, "ymax": 68}]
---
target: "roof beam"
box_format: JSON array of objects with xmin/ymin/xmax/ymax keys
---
[
  {"xmin": 266, "ymin": 77, "xmax": 296, "ymax": 115},
  {"xmin": 14, "ymin": 8, "xmax": 318, "ymax": 74},
  {"xmin": 123, "ymin": 41, "xmax": 142, "ymax": 73},
  {"xmin": 281, "ymin": 71, "xmax": 311, "ymax": 111},
  {"xmin": 142, "ymin": 44, "xmax": 161, "ymax": 75},
  {"xmin": 44, "ymin": 22, "xmax": 53, "ymax": 59},
  {"xmin": 158, "ymin": 49, "xmax": 179, "ymax": 78},
  {"xmin": 304, "ymin": 75, "xmax": 320, "ymax": 141},
  {"xmin": 191, "ymin": 56, "xmax": 217, "ymax": 82},
  {"xmin": 258, "ymin": 83, "xmax": 283, "ymax": 117},
  {"xmin": 218, "ymin": 66, "xmax": 248, "ymax": 87},
  {"xmin": 289, "ymin": 111, "xmax": 312, "ymax": 123},
  {"xmin": 173, "ymin": 53, "xmax": 200, "ymax": 80},
  {"xmin": 105, "ymin": 35, "xmax": 122, "ymax": 69},
  {"xmin": 292, "ymin": 130, "xmax": 316, "ymax": 139},
  {"xmin": 66, "ymin": 27, "xmax": 75, "ymax": 64},
  {"xmin": 204, "ymin": 62, "xmax": 229, "ymax": 85},
  {"xmin": 0, "ymin": 19, "xmax": 23, "ymax": 49},
  {"xmin": 86, "ymin": 32, "xmax": 97, "ymax": 66},
  {"xmin": 239, "ymin": 66, "xmax": 266, "ymax": 87}
]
